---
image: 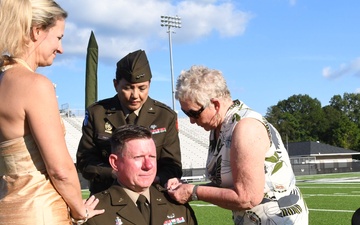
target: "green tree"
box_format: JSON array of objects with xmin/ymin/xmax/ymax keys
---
[
  {"xmin": 320, "ymin": 105, "xmax": 360, "ymax": 150},
  {"xmin": 266, "ymin": 94, "xmax": 324, "ymax": 142},
  {"xmin": 324, "ymin": 93, "xmax": 360, "ymax": 151},
  {"xmin": 329, "ymin": 93, "xmax": 360, "ymax": 127}
]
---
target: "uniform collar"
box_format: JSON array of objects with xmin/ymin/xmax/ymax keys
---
[{"xmin": 118, "ymin": 183, "xmax": 151, "ymax": 204}]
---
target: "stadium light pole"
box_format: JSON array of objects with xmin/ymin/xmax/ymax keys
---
[{"xmin": 160, "ymin": 15, "xmax": 181, "ymax": 111}]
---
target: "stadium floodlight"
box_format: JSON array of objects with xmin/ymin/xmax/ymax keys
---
[{"xmin": 160, "ymin": 15, "xmax": 182, "ymax": 111}]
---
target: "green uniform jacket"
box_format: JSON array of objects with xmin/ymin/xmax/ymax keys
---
[
  {"xmin": 85, "ymin": 184, "xmax": 198, "ymax": 225},
  {"xmin": 76, "ymin": 95, "xmax": 182, "ymax": 194}
]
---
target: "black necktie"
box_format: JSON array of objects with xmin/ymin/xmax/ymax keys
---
[
  {"xmin": 127, "ymin": 112, "xmax": 137, "ymax": 125},
  {"xmin": 137, "ymin": 194, "xmax": 150, "ymax": 224}
]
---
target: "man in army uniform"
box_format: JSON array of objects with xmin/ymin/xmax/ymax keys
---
[
  {"xmin": 84, "ymin": 125, "xmax": 197, "ymax": 225},
  {"xmin": 77, "ymin": 49, "xmax": 182, "ymax": 195}
]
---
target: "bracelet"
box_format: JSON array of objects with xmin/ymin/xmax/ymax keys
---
[
  {"xmin": 70, "ymin": 208, "xmax": 89, "ymax": 225},
  {"xmin": 191, "ymin": 185, "xmax": 199, "ymax": 201}
]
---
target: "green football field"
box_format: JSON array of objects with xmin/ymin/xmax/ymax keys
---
[{"xmin": 82, "ymin": 172, "xmax": 360, "ymax": 225}]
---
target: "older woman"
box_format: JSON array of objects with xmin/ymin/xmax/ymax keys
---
[
  {"xmin": 168, "ymin": 65, "xmax": 308, "ymax": 224},
  {"xmin": 0, "ymin": 0, "xmax": 103, "ymax": 224}
]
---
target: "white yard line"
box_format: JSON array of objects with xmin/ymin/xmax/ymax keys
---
[{"xmin": 190, "ymin": 204, "xmax": 357, "ymax": 213}]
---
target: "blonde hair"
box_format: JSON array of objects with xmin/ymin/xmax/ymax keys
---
[{"xmin": 0, "ymin": 0, "xmax": 67, "ymax": 63}]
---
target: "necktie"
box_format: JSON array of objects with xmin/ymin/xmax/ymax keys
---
[
  {"xmin": 137, "ymin": 194, "xmax": 150, "ymax": 224},
  {"xmin": 127, "ymin": 112, "xmax": 137, "ymax": 125}
]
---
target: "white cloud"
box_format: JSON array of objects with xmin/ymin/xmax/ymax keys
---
[
  {"xmin": 176, "ymin": 1, "xmax": 252, "ymax": 38},
  {"xmin": 289, "ymin": 0, "xmax": 297, "ymax": 6},
  {"xmin": 57, "ymin": 0, "xmax": 252, "ymax": 60},
  {"xmin": 322, "ymin": 57, "xmax": 360, "ymax": 79}
]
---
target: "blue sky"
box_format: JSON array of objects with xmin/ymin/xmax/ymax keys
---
[{"xmin": 40, "ymin": 0, "xmax": 360, "ymax": 117}]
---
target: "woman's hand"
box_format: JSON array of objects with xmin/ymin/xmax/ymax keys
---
[
  {"xmin": 167, "ymin": 183, "xmax": 194, "ymax": 204},
  {"xmin": 165, "ymin": 177, "xmax": 182, "ymax": 190},
  {"xmin": 83, "ymin": 195, "xmax": 105, "ymax": 219},
  {"xmin": 69, "ymin": 195, "xmax": 105, "ymax": 224}
]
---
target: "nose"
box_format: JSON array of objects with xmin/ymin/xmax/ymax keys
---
[
  {"xmin": 131, "ymin": 89, "xmax": 139, "ymax": 99},
  {"xmin": 57, "ymin": 42, "xmax": 64, "ymax": 54},
  {"xmin": 189, "ymin": 117, "xmax": 196, "ymax": 124},
  {"xmin": 142, "ymin": 157, "xmax": 155, "ymax": 170}
]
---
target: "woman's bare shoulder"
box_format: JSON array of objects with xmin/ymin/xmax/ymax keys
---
[{"xmin": 18, "ymin": 69, "xmax": 54, "ymax": 93}]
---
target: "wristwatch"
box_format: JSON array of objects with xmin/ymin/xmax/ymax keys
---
[{"xmin": 191, "ymin": 185, "xmax": 199, "ymax": 201}]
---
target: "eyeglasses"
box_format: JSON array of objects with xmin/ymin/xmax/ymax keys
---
[{"xmin": 181, "ymin": 106, "xmax": 205, "ymax": 119}]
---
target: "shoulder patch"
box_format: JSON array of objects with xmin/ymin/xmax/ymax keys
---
[{"xmin": 83, "ymin": 110, "xmax": 89, "ymax": 126}]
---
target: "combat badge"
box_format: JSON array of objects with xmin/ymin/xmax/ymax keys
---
[{"xmin": 115, "ymin": 216, "xmax": 123, "ymax": 225}]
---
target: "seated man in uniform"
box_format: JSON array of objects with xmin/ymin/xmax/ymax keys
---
[{"xmin": 85, "ymin": 124, "xmax": 197, "ymax": 225}]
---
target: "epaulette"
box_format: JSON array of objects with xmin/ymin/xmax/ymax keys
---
[
  {"xmin": 153, "ymin": 100, "xmax": 176, "ymax": 114},
  {"xmin": 86, "ymin": 97, "xmax": 115, "ymax": 110}
]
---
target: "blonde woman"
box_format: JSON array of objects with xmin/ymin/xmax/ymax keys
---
[{"xmin": 0, "ymin": 0, "xmax": 104, "ymax": 224}]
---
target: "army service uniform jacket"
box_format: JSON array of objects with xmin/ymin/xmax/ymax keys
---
[
  {"xmin": 76, "ymin": 95, "xmax": 182, "ymax": 194},
  {"xmin": 85, "ymin": 184, "xmax": 197, "ymax": 225}
]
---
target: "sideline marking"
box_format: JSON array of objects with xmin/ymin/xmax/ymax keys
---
[
  {"xmin": 190, "ymin": 204, "xmax": 356, "ymax": 213},
  {"xmin": 310, "ymin": 209, "xmax": 355, "ymax": 213}
]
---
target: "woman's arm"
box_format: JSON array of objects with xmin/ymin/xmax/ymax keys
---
[
  {"xmin": 25, "ymin": 74, "xmax": 103, "ymax": 219},
  {"xmin": 169, "ymin": 118, "xmax": 269, "ymax": 211}
]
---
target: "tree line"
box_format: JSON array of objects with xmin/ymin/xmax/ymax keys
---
[{"xmin": 265, "ymin": 92, "xmax": 360, "ymax": 152}]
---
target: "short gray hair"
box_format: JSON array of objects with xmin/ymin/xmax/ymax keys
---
[{"xmin": 175, "ymin": 65, "xmax": 231, "ymax": 106}]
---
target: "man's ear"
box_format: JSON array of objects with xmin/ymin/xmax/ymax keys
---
[{"xmin": 109, "ymin": 154, "xmax": 118, "ymax": 171}]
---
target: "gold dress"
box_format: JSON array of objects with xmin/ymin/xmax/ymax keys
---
[{"xmin": 0, "ymin": 135, "xmax": 71, "ymax": 225}]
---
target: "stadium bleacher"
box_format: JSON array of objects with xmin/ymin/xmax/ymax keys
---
[
  {"xmin": 178, "ymin": 118, "xmax": 209, "ymax": 169},
  {"xmin": 62, "ymin": 116, "xmax": 210, "ymax": 170}
]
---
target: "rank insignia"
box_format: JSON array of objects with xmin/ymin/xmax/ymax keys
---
[{"xmin": 136, "ymin": 73, "xmax": 145, "ymax": 79}]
